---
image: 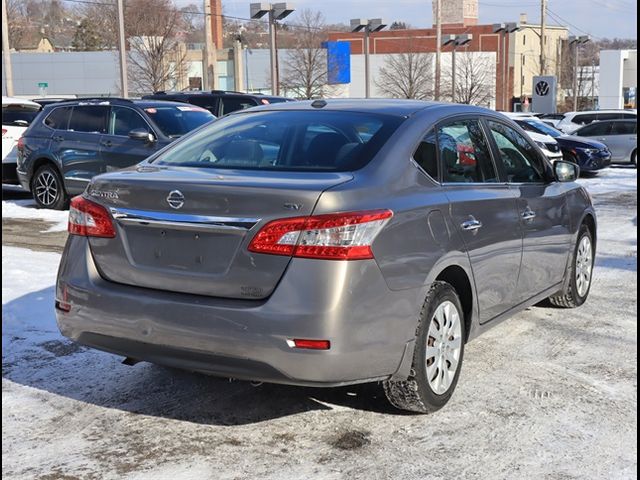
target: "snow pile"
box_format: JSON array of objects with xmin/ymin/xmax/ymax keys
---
[{"xmin": 2, "ymin": 199, "xmax": 69, "ymax": 232}]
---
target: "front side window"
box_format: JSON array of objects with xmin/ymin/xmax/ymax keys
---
[
  {"xmin": 572, "ymin": 114, "xmax": 596, "ymax": 125},
  {"xmin": 611, "ymin": 121, "xmax": 637, "ymax": 135},
  {"xmin": 438, "ymin": 119, "xmax": 497, "ymax": 183},
  {"xmin": 151, "ymin": 110, "xmax": 404, "ymax": 172},
  {"xmin": 487, "ymin": 120, "xmax": 545, "ymax": 183},
  {"xmin": 144, "ymin": 105, "xmax": 214, "ymax": 138},
  {"xmin": 68, "ymin": 106, "xmax": 108, "ymax": 133},
  {"xmin": 109, "ymin": 106, "xmax": 149, "ymax": 136}
]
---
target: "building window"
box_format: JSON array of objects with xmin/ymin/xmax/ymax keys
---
[
  {"xmin": 522, "ymin": 55, "xmax": 525, "ymax": 65},
  {"xmin": 523, "ymin": 35, "xmax": 526, "ymax": 45}
]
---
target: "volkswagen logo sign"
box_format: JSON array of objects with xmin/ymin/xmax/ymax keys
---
[
  {"xmin": 535, "ymin": 80, "xmax": 550, "ymax": 96},
  {"xmin": 167, "ymin": 190, "xmax": 185, "ymax": 209}
]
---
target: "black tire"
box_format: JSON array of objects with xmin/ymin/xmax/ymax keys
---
[
  {"xmin": 548, "ymin": 224, "xmax": 594, "ymax": 308},
  {"xmin": 631, "ymin": 150, "xmax": 637, "ymax": 168},
  {"xmin": 31, "ymin": 164, "xmax": 69, "ymax": 210},
  {"xmin": 383, "ymin": 281, "xmax": 465, "ymax": 413}
]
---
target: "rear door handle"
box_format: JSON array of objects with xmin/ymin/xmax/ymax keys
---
[
  {"xmin": 521, "ymin": 207, "xmax": 536, "ymax": 221},
  {"xmin": 101, "ymin": 140, "xmax": 113, "ymax": 147},
  {"xmin": 52, "ymin": 135, "xmax": 64, "ymax": 142},
  {"xmin": 461, "ymin": 217, "xmax": 483, "ymax": 231}
]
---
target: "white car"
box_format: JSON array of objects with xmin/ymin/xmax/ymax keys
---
[
  {"xmin": 2, "ymin": 96, "xmax": 42, "ymax": 185},
  {"xmin": 501, "ymin": 112, "xmax": 563, "ymax": 162},
  {"xmin": 555, "ymin": 110, "xmax": 637, "ymax": 135}
]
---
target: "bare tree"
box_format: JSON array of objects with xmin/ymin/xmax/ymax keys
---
[
  {"xmin": 280, "ymin": 10, "xmax": 329, "ymax": 99},
  {"xmin": 444, "ymin": 52, "xmax": 494, "ymax": 106},
  {"xmin": 376, "ymin": 46, "xmax": 434, "ymax": 99}
]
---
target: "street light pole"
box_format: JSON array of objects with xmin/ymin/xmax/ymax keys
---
[
  {"xmin": 251, "ymin": 3, "xmax": 295, "ymax": 96},
  {"xmin": 351, "ymin": 18, "xmax": 387, "ymax": 98},
  {"xmin": 570, "ymin": 35, "xmax": 590, "ymax": 111},
  {"xmin": 1, "ymin": 0, "xmax": 14, "ymax": 96},
  {"xmin": 116, "ymin": 0, "xmax": 128, "ymax": 97},
  {"xmin": 443, "ymin": 34, "xmax": 472, "ymax": 104},
  {"xmin": 540, "ymin": 0, "xmax": 547, "ymax": 75},
  {"xmin": 435, "ymin": 0, "xmax": 442, "ymax": 100}
]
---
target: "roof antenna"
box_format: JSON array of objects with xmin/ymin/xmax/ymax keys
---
[{"xmin": 311, "ymin": 99, "xmax": 327, "ymax": 108}]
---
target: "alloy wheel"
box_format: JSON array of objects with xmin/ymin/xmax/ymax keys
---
[
  {"xmin": 34, "ymin": 171, "xmax": 59, "ymax": 207},
  {"xmin": 575, "ymin": 236, "xmax": 593, "ymax": 297},
  {"xmin": 426, "ymin": 300, "xmax": 463, "ymax": 395}
]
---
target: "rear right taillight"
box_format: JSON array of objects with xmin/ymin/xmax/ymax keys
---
[
  {"xmin": 17, "ymin": 136, "xmax": 24, "ymax": 150},
  {"xmin": 68, "ymin": 196, "xmax": 116, "ymax": 238},
  {"xmin": 248, "ymin": 209, "xmax": 392, "ymax": 260}
]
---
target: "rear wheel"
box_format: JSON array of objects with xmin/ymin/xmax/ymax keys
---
[
  {"xmin": 549, "ymin": 224, "xmax": 594, "ymax": 308},
  {"xmin": 383, "ymin": 281, "xmax": 465, "ymax": 413},
  {"xmin": 631, "ymin": 150, "xmax": 637, "ymax": 168},
  {"xmin": 32, "ymin": 164, "xmax": 69, "ymax": 210}
]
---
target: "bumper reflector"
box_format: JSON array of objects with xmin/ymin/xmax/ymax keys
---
[{"xmin": 287, "ymin": 339, "xmax": 331, "ymax": 350}]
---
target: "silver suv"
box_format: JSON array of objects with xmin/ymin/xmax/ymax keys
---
[{"xmin": 55, "ymin": 100, "xmax": 596, "ymax": 413}]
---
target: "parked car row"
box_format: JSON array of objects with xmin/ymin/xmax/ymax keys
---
[{"xmin": 5, "ymin": 90, "xmax": 294, "ymax": 208}]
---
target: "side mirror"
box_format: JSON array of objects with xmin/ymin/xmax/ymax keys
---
[
  {"xmin": 128, "ymin": 128, "xmax": 155, "ymax": 143},
  {"xmin": 554, "ymin": 160, "xmax": 579, "ymax": 182}
]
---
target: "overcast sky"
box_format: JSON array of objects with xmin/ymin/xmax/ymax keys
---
[{"xmin": 204, "ymin": 0, "xmax": 637, "ymax": 40}]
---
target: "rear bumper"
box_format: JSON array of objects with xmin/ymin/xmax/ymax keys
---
[
  {"xmin": 16, "ymin": 169, "xmax": 30, "ymax": 190},
  {"xmin": 2, "ymin": 162, "xmax": 19, "ymax": 185},
  {"xmin": 55, "ymin": 236, "xmax": 423, "ymax": 386}
]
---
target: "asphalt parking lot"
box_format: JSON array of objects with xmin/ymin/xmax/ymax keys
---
[{"xmin": 2, "ymin": 168, "xmax": 637, "ymax": 480}]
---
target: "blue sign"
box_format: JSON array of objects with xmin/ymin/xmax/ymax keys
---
[{"xmin": 323, "ymin": 41, "xmax": 351, "ymax": 85}]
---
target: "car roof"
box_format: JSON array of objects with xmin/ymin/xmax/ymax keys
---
[
  {"xmin": 148, "ymin": 90, "xmax": 291, "ymax": 100},
  {"xmin": 566, "ymin": 109, "xmax": 637, "ymax": 116},
  {"xmin": 230, "ymin": 98, "xmax": 487, "ymax": 117},
  {"xmin": 41, "ymin": 98, "xmax": 211, "ymax": 110},
  {"xmin": 2, "ymin": 96, "xmax": 41, "ymax": 108}
]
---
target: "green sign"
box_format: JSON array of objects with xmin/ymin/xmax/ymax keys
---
[{"xmin": 37, "ymin": 82, "xmax": 48, "ymax": 88}]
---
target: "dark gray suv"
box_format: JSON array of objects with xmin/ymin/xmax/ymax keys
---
[
  {"xmin": 55, "ymin": 100, "xmax": 596, "ymax": 413},
  {"xmin": 17, "ymin": 98, "xmax": 215, "ymax": 209}
]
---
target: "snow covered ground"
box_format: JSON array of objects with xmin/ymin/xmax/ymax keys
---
[{"xmin": 2, "ymin": 167, "xmax": 637, "ymax": 479}]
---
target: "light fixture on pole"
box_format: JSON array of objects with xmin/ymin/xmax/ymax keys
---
[
  {"xmin": 569, "ymin": 35, "xmax": 590, "ymax": 111},
  {"xmin": 443, "ymin": 34, "xmax": 473, "ymax": 103},
  {"xmin": 493, "ymin": 22, "xmax": 520, "ymax": 111},
  {"xmin": 251, "ymin": 2, "xmax": 295, "ymax": 96},
  {"xmin": 350, "ymin": 18, "xmax": 387, "ymax": 98}
]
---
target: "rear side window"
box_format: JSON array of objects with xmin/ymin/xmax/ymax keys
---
[
  {"xmin": 151, "ymin": 110, "xmax": 404, "ymax": 172},
  {"xmin": 596, "ymin": 113, "xmax": 621, "ymax": 121},
  {"xmin": 438, "ymin": 120, "xmax": 497, "ymax": 183},
  {"xmin": 44, "ymin": 106, "xmax": 72, "ymax": 130},
  {"xmin": 611, "ymin": 121, "xmax": 637, "ymax": 135},
  {"xmin": 486, "ymin": 120, "xmax": 545, "ymax": 183},
  {"xmin": 413, "ymin": 131, "xmax": 438, "ymax": 180},
  {"xmin": 68, "ymin": 106, "xmax": 108, "ymax": 133},
  {"xmin": 621, "ymin": 112, "xmax": 637, "ymax": 119},
  {"xmin": 221, "ymin": 97, "xmax": 257, "ymax": 115},
  {"xmin": 2, "ymin": 105, "xmax": 41, "ymax": 126},
  {"xmin": 576, "ymin": 121, "xmax": 611, "ymax": 136},
  {"xmin": 572, "ymin": 114, "xmax": 596, "ymax": 125}
]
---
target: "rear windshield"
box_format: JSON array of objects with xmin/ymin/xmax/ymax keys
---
[
  {"xmin": 2, "ymin": 105, "xmax": 41, "ymax": 126},
  {"xmin": 151, "ymin": 110, "xmax": 404, "ymax": 172},
  {"xmin": 144, "ymin": 105, "xmax": 215, "ymax": 138}
]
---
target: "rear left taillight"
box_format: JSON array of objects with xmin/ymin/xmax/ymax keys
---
[
  {"xmin": 2, "ymin": 128, "xmax": 7, "ymax": 136},
  {"xmin": 68, "ymin": 196, "xmax": 116, "ymax": 238},
  {"xmin": 248, "ymin": 209, "xmax": 392, "ymax": 260}
]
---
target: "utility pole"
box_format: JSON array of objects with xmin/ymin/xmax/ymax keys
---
[
  {"xmin": 203, "ymin": 0, "xmax": 218, "ymax": 90},
  {"xmin": 2, "ymin": 0, "xmax": 14, "ymax": 97},
  {"xmin": 116, "ymin": 0, "xmax": 128, "ymax": 97},
  {"xmin": 540, "ymin": 0, "xmax": 546, "ymax": 75},
  {"xmin": 443, "ymin": 34, "xmax": 472, "ymax": 103},
  {"xmin": 434, "ymin": 0, "xmax": 442, "ymax": 100}
]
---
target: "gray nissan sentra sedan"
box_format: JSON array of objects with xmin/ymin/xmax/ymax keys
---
[{"xmin": 55, "ymin": 99, "xmax": 596, "ymax": 413}]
